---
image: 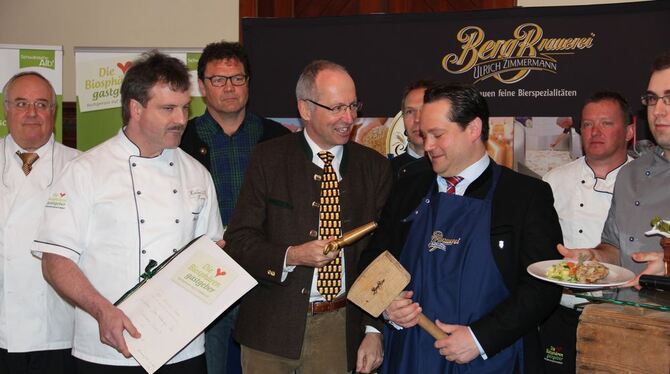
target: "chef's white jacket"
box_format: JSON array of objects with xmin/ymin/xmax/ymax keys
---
[
  {"xmin": 34, "ymin": 129, "xmax": 224, "ymax": 366},
  {"xmin": 543, "ymin": 155, "xmax": 631, "ymax": 248},
  {"xmin": 0, "ymin": 134, "xmax": 80, "ymax": 352}
]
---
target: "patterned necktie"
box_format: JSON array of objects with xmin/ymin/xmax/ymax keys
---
[
  {"xmin": 444, "ymin": 176, "xmax": 463, "ymax": 195},
  {"xmin": 316, "ymin": 151, "xmax": 342, "ymax": 301},
  {"xmin": 16, "ymin": 151, "xmax": 39, "ymax": 175}
]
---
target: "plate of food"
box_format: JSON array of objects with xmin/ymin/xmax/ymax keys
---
[{"xmin": 527, "ymin": 259, "xmax": 635, "ymax": 289}]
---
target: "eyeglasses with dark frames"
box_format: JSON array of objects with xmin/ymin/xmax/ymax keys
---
[
  {"xmin": 303, "ymin": 99, "xmax": 362, "ymax": 115},
  {"xmin": 204, "ymin": 74, "xmax": 249, "ymax": 87},
  {"xmin": 641, "ymin": 93, "xmax": 670, "ymax": 106}
]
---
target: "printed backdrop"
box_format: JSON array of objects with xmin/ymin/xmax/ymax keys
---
[
  {"xmin": 243, "ymin": 1, "xmax": 669, "ymax": 176},
  {"xmin": 74, "ymin": 48, "xmax": 204, "ymax": 151}
]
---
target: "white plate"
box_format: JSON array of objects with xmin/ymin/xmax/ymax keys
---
[{"xmin": 527, "ymin": 260, "xmax": 635, "ymax": 289}]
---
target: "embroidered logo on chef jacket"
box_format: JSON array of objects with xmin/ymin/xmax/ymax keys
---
[
  {"xmin": 45, "ymin": 192, "xmax": 68, "ymax": 209},
  {"xmin": 427, "ymin": 231, "xmax": 461, "ymax": 252},
  {"xmin": 188, "ymin": 189, "xmax": 207, "ymax": 216}
]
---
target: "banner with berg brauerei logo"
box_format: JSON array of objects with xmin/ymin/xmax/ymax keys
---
[{"xmin": 243, "ymin": 1, "xmax": 669, "ymax": 177}]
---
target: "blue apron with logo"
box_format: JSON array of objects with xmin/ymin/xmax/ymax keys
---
[{"xmin": 383, "ymin": 164, "xmax": 523, "ymax": 373}]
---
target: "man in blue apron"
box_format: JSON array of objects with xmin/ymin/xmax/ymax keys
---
[{"xmin": 362, "ymin": 83, "xmax": 563, "ymax": 373}]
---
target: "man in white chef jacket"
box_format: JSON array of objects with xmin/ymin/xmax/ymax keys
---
[
  {"xmin": 540, "ymin": 91, "xmax": 634, "ymax": 373},
  {"xmin": 34, "ymin": 52, "xmax": 224, "ymax": 374},
  {"xmin": 0, "ymin": 72, "xmax": 80, "ymax": 374}
]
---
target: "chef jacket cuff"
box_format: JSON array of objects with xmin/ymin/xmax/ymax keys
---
[
  {"xmin": 468, "ymin": 326, "xmax": 487, "ymax": 360},
  {"xmin": 32, "ymin": 241, "xmax": 81, "ymax": 262}
]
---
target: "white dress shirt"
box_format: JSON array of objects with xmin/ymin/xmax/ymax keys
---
[
  {"xmin": 406, "ymin": 144, "xmax": 422, "ymax": 159},
  {"xmin": 34, "ymin": 129, "xmax": 223, "ymax": 366},
  {"xmin": 436, "ymin": 154, "xmax": 490, "ymax": 194},
  {"xmin": 0, "ymin": 134, "xmax": 80, "ymax": 352}
]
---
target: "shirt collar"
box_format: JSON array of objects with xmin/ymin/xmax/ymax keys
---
[
  {"xmin": 303, "ymin": 129, "xmax": 344, "ymax": 165},
  {"xmin": 436, "ymin": 154, "xmax": 489, "ymax": 194},
  {"xmin": 7, "ymin": 133, "xmax": 54, "ymax": 160},
  {"xmin": 406, "ymin": 144, "xmax": 422, "ymax": 159}
]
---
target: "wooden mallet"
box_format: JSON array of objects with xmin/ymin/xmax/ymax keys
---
[{"xmin": 348, "ymin": 250, "xmax": 448, "ymax": 339}]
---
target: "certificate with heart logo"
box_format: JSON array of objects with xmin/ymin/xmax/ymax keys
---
[
  {"xmin": 172, "ymin": 252, "xmax": 238, "ymax": 304},
  {"xmin": 117, "ymin": 236, "xmax": 257, "ymax": 374}
]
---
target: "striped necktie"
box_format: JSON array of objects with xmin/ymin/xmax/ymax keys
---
[
  {"xmin": 445, "ymin": 176, "xmax": 463, "ymax": 195},
  {"xmin": 16, "ymin": 151, "xmax": 39, "ymax": 175},
  {"xmin": 316, "ymin": 151, "xmax": 342, "ymax": 301}
]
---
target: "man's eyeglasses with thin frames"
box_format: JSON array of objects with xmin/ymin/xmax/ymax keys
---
[{"xmin": 303, "ymin": 99, "xmax": 362, "ymax": 115}]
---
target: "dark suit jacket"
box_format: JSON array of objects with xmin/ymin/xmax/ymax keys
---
[
  {"xmin": 362, "ymin": 157, "xmax": 562, "ymax": 373},
  {"xmin": 225, "ymin": 131, "xmax": 392, "ymax": 369},
  {"xmin": 390, "ymin": 152, "xmax": 424, "ymax": 181}
]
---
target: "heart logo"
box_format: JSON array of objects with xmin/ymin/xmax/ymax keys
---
[
  {"xmin": 59, "ymin": 192, "xmax": 66, "ymax": 197},
  {"xmin": 117, "ymin": 61, "xmax": 132, "ymax": 74},
  {"xmin": 215, "ymin": 268, "xmax": 226, "ymax": 277}
]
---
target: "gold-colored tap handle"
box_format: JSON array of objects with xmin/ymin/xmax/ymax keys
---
[{"xmin": 323, "ymin": 222, "xmax": 378, "ymax": 255}]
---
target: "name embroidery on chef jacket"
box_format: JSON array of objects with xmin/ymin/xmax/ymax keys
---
[{"xmin": 428, "ymin": 231, "xmax": 461, "ymax": 252}]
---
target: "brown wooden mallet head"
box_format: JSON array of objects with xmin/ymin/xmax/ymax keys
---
[{"xmin": 348, "ymin": 251, "xmax": 448, "ymax": 340}]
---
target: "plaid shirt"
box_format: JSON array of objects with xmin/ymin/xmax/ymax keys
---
[{"xmin": 193, "ymin": 110, "xmax": 263, "ymax": 225}]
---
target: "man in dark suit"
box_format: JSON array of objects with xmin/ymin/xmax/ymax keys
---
[
  {"xmin": 366, "ymin": 83, "xmax": 562, "ymax": 373},
  {"xmin": 225, "ymin": 60, "xmax": 391, "ymax": 373}
]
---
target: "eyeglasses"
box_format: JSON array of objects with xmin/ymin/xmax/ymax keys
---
[
  {"xmin": 303, "ymin": 99, "xmax": 362, "ymax": 115},
  {"xmin": 204, "ymin": 74, "xmax": 249, "ymax": 87},
  {"xmin": 641, "ymin": 93, "xmax": 670, "ymax": 106},
  {"xmin": 5, "ymin": 99, "xmax": 54, "ymax": 112}
]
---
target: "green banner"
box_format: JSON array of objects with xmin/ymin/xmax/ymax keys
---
[
  {"xmin": 19, "ymin": 49, "xmax": 56, "ymax": 70},
  {"xmin": 75, "ymin": 49, "xmax": 204, "ymax": 151},
  {"xmin": 76, "ymin": 96, "xmax": 206, "ymax": 151},
  {"xmin": 187, "ymin": 53, "xmax": 201, "ymax": 71}
]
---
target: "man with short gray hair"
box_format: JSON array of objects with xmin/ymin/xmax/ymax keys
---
[
  {"xmin": 225, "ymin": 59, "xmax": 391, "ymax": 373},
  {"xmin": 0, "ymin": 71, "xmax": 80, "ymax": 374}
]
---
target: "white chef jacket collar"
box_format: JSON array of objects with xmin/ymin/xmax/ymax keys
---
[
  {"xmin": 583, "ymin": 155, "xmax": 632, "ymax": 194},
  {"xmin": 119, "ymin": 127, "xmax": 176, "ymax": 163},
  {"xmin": 583, "ymin": 155, "xmax": 632, "ymax": 180}
]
